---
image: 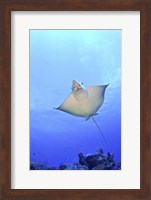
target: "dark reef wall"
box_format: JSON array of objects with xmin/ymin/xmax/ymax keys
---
[{"xmin": 30, "ymin": 148, "xmax": 121, "ymax": 170}]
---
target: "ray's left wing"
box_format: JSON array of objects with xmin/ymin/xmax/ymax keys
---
[{"xmin": 54, "ymin": 93, "xmax": 83, "ymax": 116}]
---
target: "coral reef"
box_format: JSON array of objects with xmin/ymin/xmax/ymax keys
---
[
  {"xmin": 30, "ymin": 148, "xmax": 121, "ymax": 170},
  {"xmin": 30, "ymin": 162, "xmax": 52, "ymax": 170}
]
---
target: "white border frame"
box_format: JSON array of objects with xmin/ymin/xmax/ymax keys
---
[{"xmin": 11, "ymin": 11, "xmax": 140, "ymax": 189}]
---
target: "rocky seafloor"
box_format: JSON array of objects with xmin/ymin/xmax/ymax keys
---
[{"xmin": 30, "ymin": 148, "xmax": 121, "ymax": 170}]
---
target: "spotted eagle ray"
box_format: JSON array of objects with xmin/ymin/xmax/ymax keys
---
[{"xmin": 54, "ymin": 80, "xmax": 109, "ymax": 147}]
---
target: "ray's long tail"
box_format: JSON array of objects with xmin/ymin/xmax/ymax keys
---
[{"xmin": 91, "ymin": 116, "xmax": 109, "ymax": 149}]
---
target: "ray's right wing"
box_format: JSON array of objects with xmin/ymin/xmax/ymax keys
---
[{"xmin": 87, "ymin": 85, "xmax": 108, "ymax": 111}]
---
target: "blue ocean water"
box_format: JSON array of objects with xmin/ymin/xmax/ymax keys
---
[{"xmin": 30, "ymin": 30, "xmax": 121, "ymax": 169}]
